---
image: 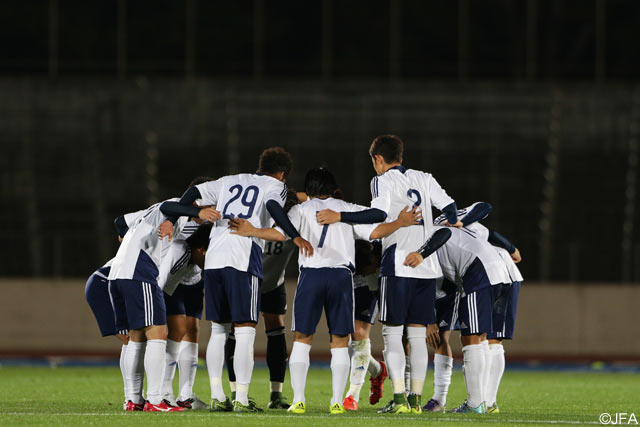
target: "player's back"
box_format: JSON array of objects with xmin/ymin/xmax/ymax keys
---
[
  {"xmin": 436, "ymin": 226, "xmax": 510, "ymax": 286},
  {"xmin": 290, "ymin": 197, "xmax": 368, "ymax": 270},
  {"xmin": 199, "ymin": 173, "xmax": 287, "ymax": 277}
]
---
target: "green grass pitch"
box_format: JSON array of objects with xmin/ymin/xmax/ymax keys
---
[{"xmin": 0, "ymin": 365, "xmax": 638, "ymax": 426}]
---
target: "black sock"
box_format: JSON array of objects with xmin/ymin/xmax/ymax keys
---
[
  {"xmin": 225, "ymin": 332, "xmax": 236, "ymax": 383},
  {"xmin": 266, "ymin": 327, "xmax": 287, "ymax": 384}
]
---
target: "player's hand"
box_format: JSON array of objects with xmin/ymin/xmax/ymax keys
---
[
  {"xmin": 157, "ymin": 220, "xmax": 174, "ymax": 241},
  {"xmin": 404, "ymin": 252, "xmax": 424, "ymax": 268},
  {"xmin": 198, "ymin": 207, "xmax": 221, "ymax": 222},
  {"xmin": 118, "ymin": 236, "xmax": 123, "ymax": 243},
  {"xmin": 511, "ymin": 248, "xmax": 522, "ymax": 264},
  {"xmin": 228, "ymin": 218, "xmax": 256, "ymax": 237},
  {"xmin": 316, "ymin": 209, "xmax": 340, "ymax": 225},
  {"xmin": 397, "ymin": 206, "xmax": 422, "ymax": 227},
  {"xmin": 293, "ymin": 237, "xmax": 314, "ymax": 257},
  {"xmin": 443, "ymin": 219, "xmax": 463, "ymax": 228},
  {"xmin": 426, "ymin": 323, "xmax": 440, "ymax": 348}
]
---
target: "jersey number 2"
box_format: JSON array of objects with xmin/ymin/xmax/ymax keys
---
[
  {"xmin": 222, "ymin": 185, "xmax": 259, "ymax": 219},
  {"xmin": 407, "ymin": 189, "xmax": 425, "ymax": 225}
]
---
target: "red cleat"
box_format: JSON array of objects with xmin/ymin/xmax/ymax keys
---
[
  {"xmin": 343, "ymin": 395, "xmax": 358, "ymax": 411},
  {"xmin": 125, "ymin": 400, "xmax": 145, "ymax": 411},
  {"xmin": 143, "ymin": 400, "xmax": 185, "ymax": 412},
  {"xmin": 369, "ymin": 360, "xmax": 388, "ymax": 405}
]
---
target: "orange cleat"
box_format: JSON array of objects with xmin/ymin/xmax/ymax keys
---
[
  {"xmin": 343, "ymin": 395, "xmax": 358, "ymax": 411},
  {"xmin": 369, "ymin": 360, "xmax": 388, "ymax": 405}
]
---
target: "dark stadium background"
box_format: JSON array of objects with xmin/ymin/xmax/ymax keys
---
[{"xmin": 1, "ymin": 0, "xmax": 639, "ymax": 286}]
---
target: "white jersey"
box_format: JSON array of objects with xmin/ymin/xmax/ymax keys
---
[
  {"xmin": 463, "ymin": 222, "xmax": 523, "ymax": 283},
  {"xmin": 288, "ymin": 198, "xmax": 373, "ymax": 270},
  {"xmin": 196, "ymin": 174, "xmax": 287, "ymax": 277},
  {"xmin": 123, "ymin": 209, "xmax": 146, "ymax": 228},
  {"xmin": 435, "ymin": 226, "xmax": 510, "ymax": 287},
  {"xmin": 370, "ymin": 166, "xmax": 454, "ymax": 279},
  {"xmin": 108, "ymin": 198, "xmax": 187, "ymax": 284},
  {"xmin": 157, "ymin": 239, "xmax": 202, "ymax": 296}
]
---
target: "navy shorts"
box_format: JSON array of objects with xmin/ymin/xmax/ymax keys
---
[
  {"xmin": 261, "ymin": 284, "xmax": 287, "ymax": 315},
  {"xmin": 459, "ymin": 286, "xmax": 493, "ymax": 336},
  {"xmin": 110, "ymin": 279, "xmax": 166, "ymax": 331},
  {"xmin": 488, "ymin": 281, "xmax": 520, "ymax": 340},
  {"xmin": 165, "ymin": 280, "xmax": 204, "ymax": 319},
  {"xmin": 378, "ymin": 276, "xmax": 436, "ymax": 326},
  {"xmin": 292, "ymin": 268, "xmax": 354, "ymax": 336},
  {"xmin": 85, "ymin": 273, "xmax": 127, "ymax": 336},
  {"xmin": 204, "ymin": 267, "xmax": 261, "ymax": 324},
  {"xmin": 436, "ymin": 279, "xmax": 461, "ymax": 332},
  {"xmin": 354, "ymin": 286, "xmax": 378, "ymax": 325}
]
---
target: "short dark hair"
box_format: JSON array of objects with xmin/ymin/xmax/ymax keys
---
[
  {"xmin": 369, "ymin": 134, "xmax": 403, "ymax": 164},
  {"xmin": 186, "ymin": 223, "xmax": 213, "ymax": 250},
  {"xmin": 304, "ymin": 167, "xmax": 339, "ymax": 198},
  {"xmin": 284, "ymin": 188, "xmax": 300, "ymax": 213},
  {"xmin": 258, "ymin": 147, "xmax": 293, "ymax": 178},
  {"xmin": 189, "ymin": 176, "xmax": 214, "ymax": 187}
]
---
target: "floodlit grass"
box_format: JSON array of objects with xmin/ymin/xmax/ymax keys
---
[{"xmin": 0, "ymin": 365, "xmax": 638, "ymax": 425}]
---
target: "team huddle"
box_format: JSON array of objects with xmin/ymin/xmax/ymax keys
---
[{"xmin": 84, "ymin": 135, "xmax": 523, "ymax": 415}]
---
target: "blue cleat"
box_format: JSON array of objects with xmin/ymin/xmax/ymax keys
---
[
  {"xmin": 450, "ymin": 401, "xmax": 485, "ymax": 414},
  {"xmin": 423, "ymin": 398, "xmax": 446, "ymax": 412}
]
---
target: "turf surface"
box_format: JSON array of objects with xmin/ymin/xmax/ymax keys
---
[{"xmin": 0, "ymin": 365, "xmax": 638, "ymax": 426}]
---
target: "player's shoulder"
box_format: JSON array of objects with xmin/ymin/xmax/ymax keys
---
[{"xmin": 405, "ymin": 168, "xmax": 433, "ymax": 181}]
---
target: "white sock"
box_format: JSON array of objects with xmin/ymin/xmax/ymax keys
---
[
  {"xmin": 330, "ymin": 347, "xmax": 350, "ymax": 406},
  {"xmin": 233, "ymin": 326, "xmax": 256, "ymax": 405},
  {"xmin": 177, "ymin": 341, "xmax": 199, "ymax": 401},
  {"xmin": 145, "ymin": 339, "xmax": 167, "ymax": 405},
  {"xmin": 270, "ymin": 381, "xmax": 283, "ymax": 393},
  {"xmin": 486, "ymin": 344, "xmax": 505, "ymax": 406},
  {"xmin": 407, "ymin": 326, "xmax": 427, "ymax": 395},
  {"xmin": 229, "ymin": 382, "xmax": 236, "ymax": 392},
  {"xmin": 207, "ymin": 322, "xmax": 229, "ymax": 402},
  {"xmin": 462, "ymin": 343, "xmax": 486, "ymax": 408},
  {"xmin": 432, "ymin": 353, "xmax": 453, "ymax": 406},
  {"xmin": 481, "ymin": 340, "xmax": 492, "ymax": 405},
  {"xmin": 381, "ymin": 325, "xmax": 406, "ymax": 394},
  {"xmin": 347, "ymin": 339, "xmax": 371, "ymax": 401},
  {"xmin": 367, "ymin": 355, "xmax": 382, "ymax": 378},
  {"xmin": 289, "ymin": 341, "xmax": 311, "ymax": 404},
  {"xmin": 162, "ymin": 339, "xmax": 180, "ymax": 401},
  {"xmin": 119, "ymin": 344, "xmax": 127, "ymax": 399},
  {"xmin": 404, "ymin": 356, "xmax": 411, "ymax": 394},
  {"xmin": 124, "ymin": 341, "xmax": 145, "ymax": 404}
]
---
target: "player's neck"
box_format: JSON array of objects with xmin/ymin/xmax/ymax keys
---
[{"xmin": 380, "ymin": 162, "xmax": 402, "ymax": 174}]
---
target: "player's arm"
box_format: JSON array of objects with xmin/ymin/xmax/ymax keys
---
[
  {"xmin": 318, "ymin": 176, "xmax": 390, "ymax": 225},
  {"xmin": 266, "ymin": 196, "xmax": 313, "ymax": 257},
  {"xmin": 488, "ymin": 229, "xmax": 521, "ymax": 263},
  {"xmin": 160, "ymin": 187, "xmax": 220, "ymax": 223},
  {"xmin": 428, "ymin": 175, "xmax": 462, "ymax": 228},
  {"xmin": 228, "ymin": 218, "xmax": 286, "ymax": 241},
  {"xmin": 369, "ymin": 206, "xmax": 422, "ymax": 240},
  {"xmin": 404, "ymin": 228, "xmax": 452, "ymax": 268}
]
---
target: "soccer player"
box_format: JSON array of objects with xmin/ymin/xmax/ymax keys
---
[
  {"xmin": 158, "ymin": 223, "xmax": 213, "ymax": 410},
  {"xmin": 224, "ymin": 188, "xmax": 301, "ymax": 409},
  {"xmin": 108, "ymin": 199, "xmax": 217, "ymax": 412},
  {"xmin": 159, "ymin": 147, "xmax": 312, "ymax": 412},
  {"xmin": 317, "ymin": 134, "xmax": 461, "ymax": 413},
  {"xmin": 84, "ymin": 209, "xmax": 145, "ymax": 410}
]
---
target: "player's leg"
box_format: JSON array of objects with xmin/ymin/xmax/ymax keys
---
[
  {"xmin": 288, "ymin": 268, "xmax": 324, "ymax": 414},
  {"xmin": 228, "ymin": 268, "xmax": 261, "ymax": 411},
  {"xmin": 377, "ymin": 276, "xmax": 410, "ymax": 414},
  {"xmin": 324, "ymin": 268, "xmax": 354, "ymax": 414},
  {"xmin": 262, "ymin": 283, "xmax": 289, "ymax": 408},
  {"xmin": 344, "ymin": 320, "xmax": 371, "ymax": 410},
  {"xmin": 203, "ymin": 269, "xmax": 233, "ymax": 411},
  {"xmin": 176, "ymin": 281, "xmax": 207, "ymax": 409},
  {"xmin": 224, "ymin": 330, "xmax": 236, "ymax": 398},
  {"xmin": 162, "ymin": 286, "xmax": 187, "ymax": 405},
  {"xmin": 451, "ymin": 287, "xmax": 493, "ymax": 414},
  {"xmin": 404, "ymin": 278, "xmax": 437, "ymax": 413}
]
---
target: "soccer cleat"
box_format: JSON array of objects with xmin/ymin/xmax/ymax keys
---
[
  {"xmin": 210, "ymin": 397, "xmax": 233, "ymax": 412},
  {"xmin": 267, "ymin": 392, "xmax": 290, "ymax": 409},
  {"xmin": 342, "ymin": 395, "xmax": 358, "ymax": 411},
  {"xmin": 407, "ymin": 393, "xmax": 422, "ymax": 414},
  {"xmin": 450, "ymin": 401, "xmax": 485, "ymax": 414},
  {"xmin": 125, "ymin": 400, "xmax": 145, "ymax": 411},
  {"xmin": 369, "ymin": 360, "xmax": 388, "ymax": 405},
  {"xmin": 177, "ymin": 395, "xmax": 209, "ymax": 410},
  {"xmin": 143, "ymin": 400, "xmax": 185, "ymax": 412},
  {"xmin": 486, "ymin": 403, "xmax": 500, "ymax": 414},
  {"xmin": 377, "ymin": 395, "xmax": 410, "ymax": 414},
  {"xmin": 329, "ymin": 402, "xmax": 346, "ymax": 414},
  {"xmin": 233, "ymin": 400, "xmax": 264, "ymax": 412},
  {"xmin": 423, "ymin": 398, "xmax": 446, "ymax": 412},
  {"xmin": 287, "ymin": 401, "xmax": 306, "ymax": 414}
]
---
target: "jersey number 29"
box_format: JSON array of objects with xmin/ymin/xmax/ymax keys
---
[{"xmin": 222, "ymin": 185, "xmax": 259, "ymax": 219}]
